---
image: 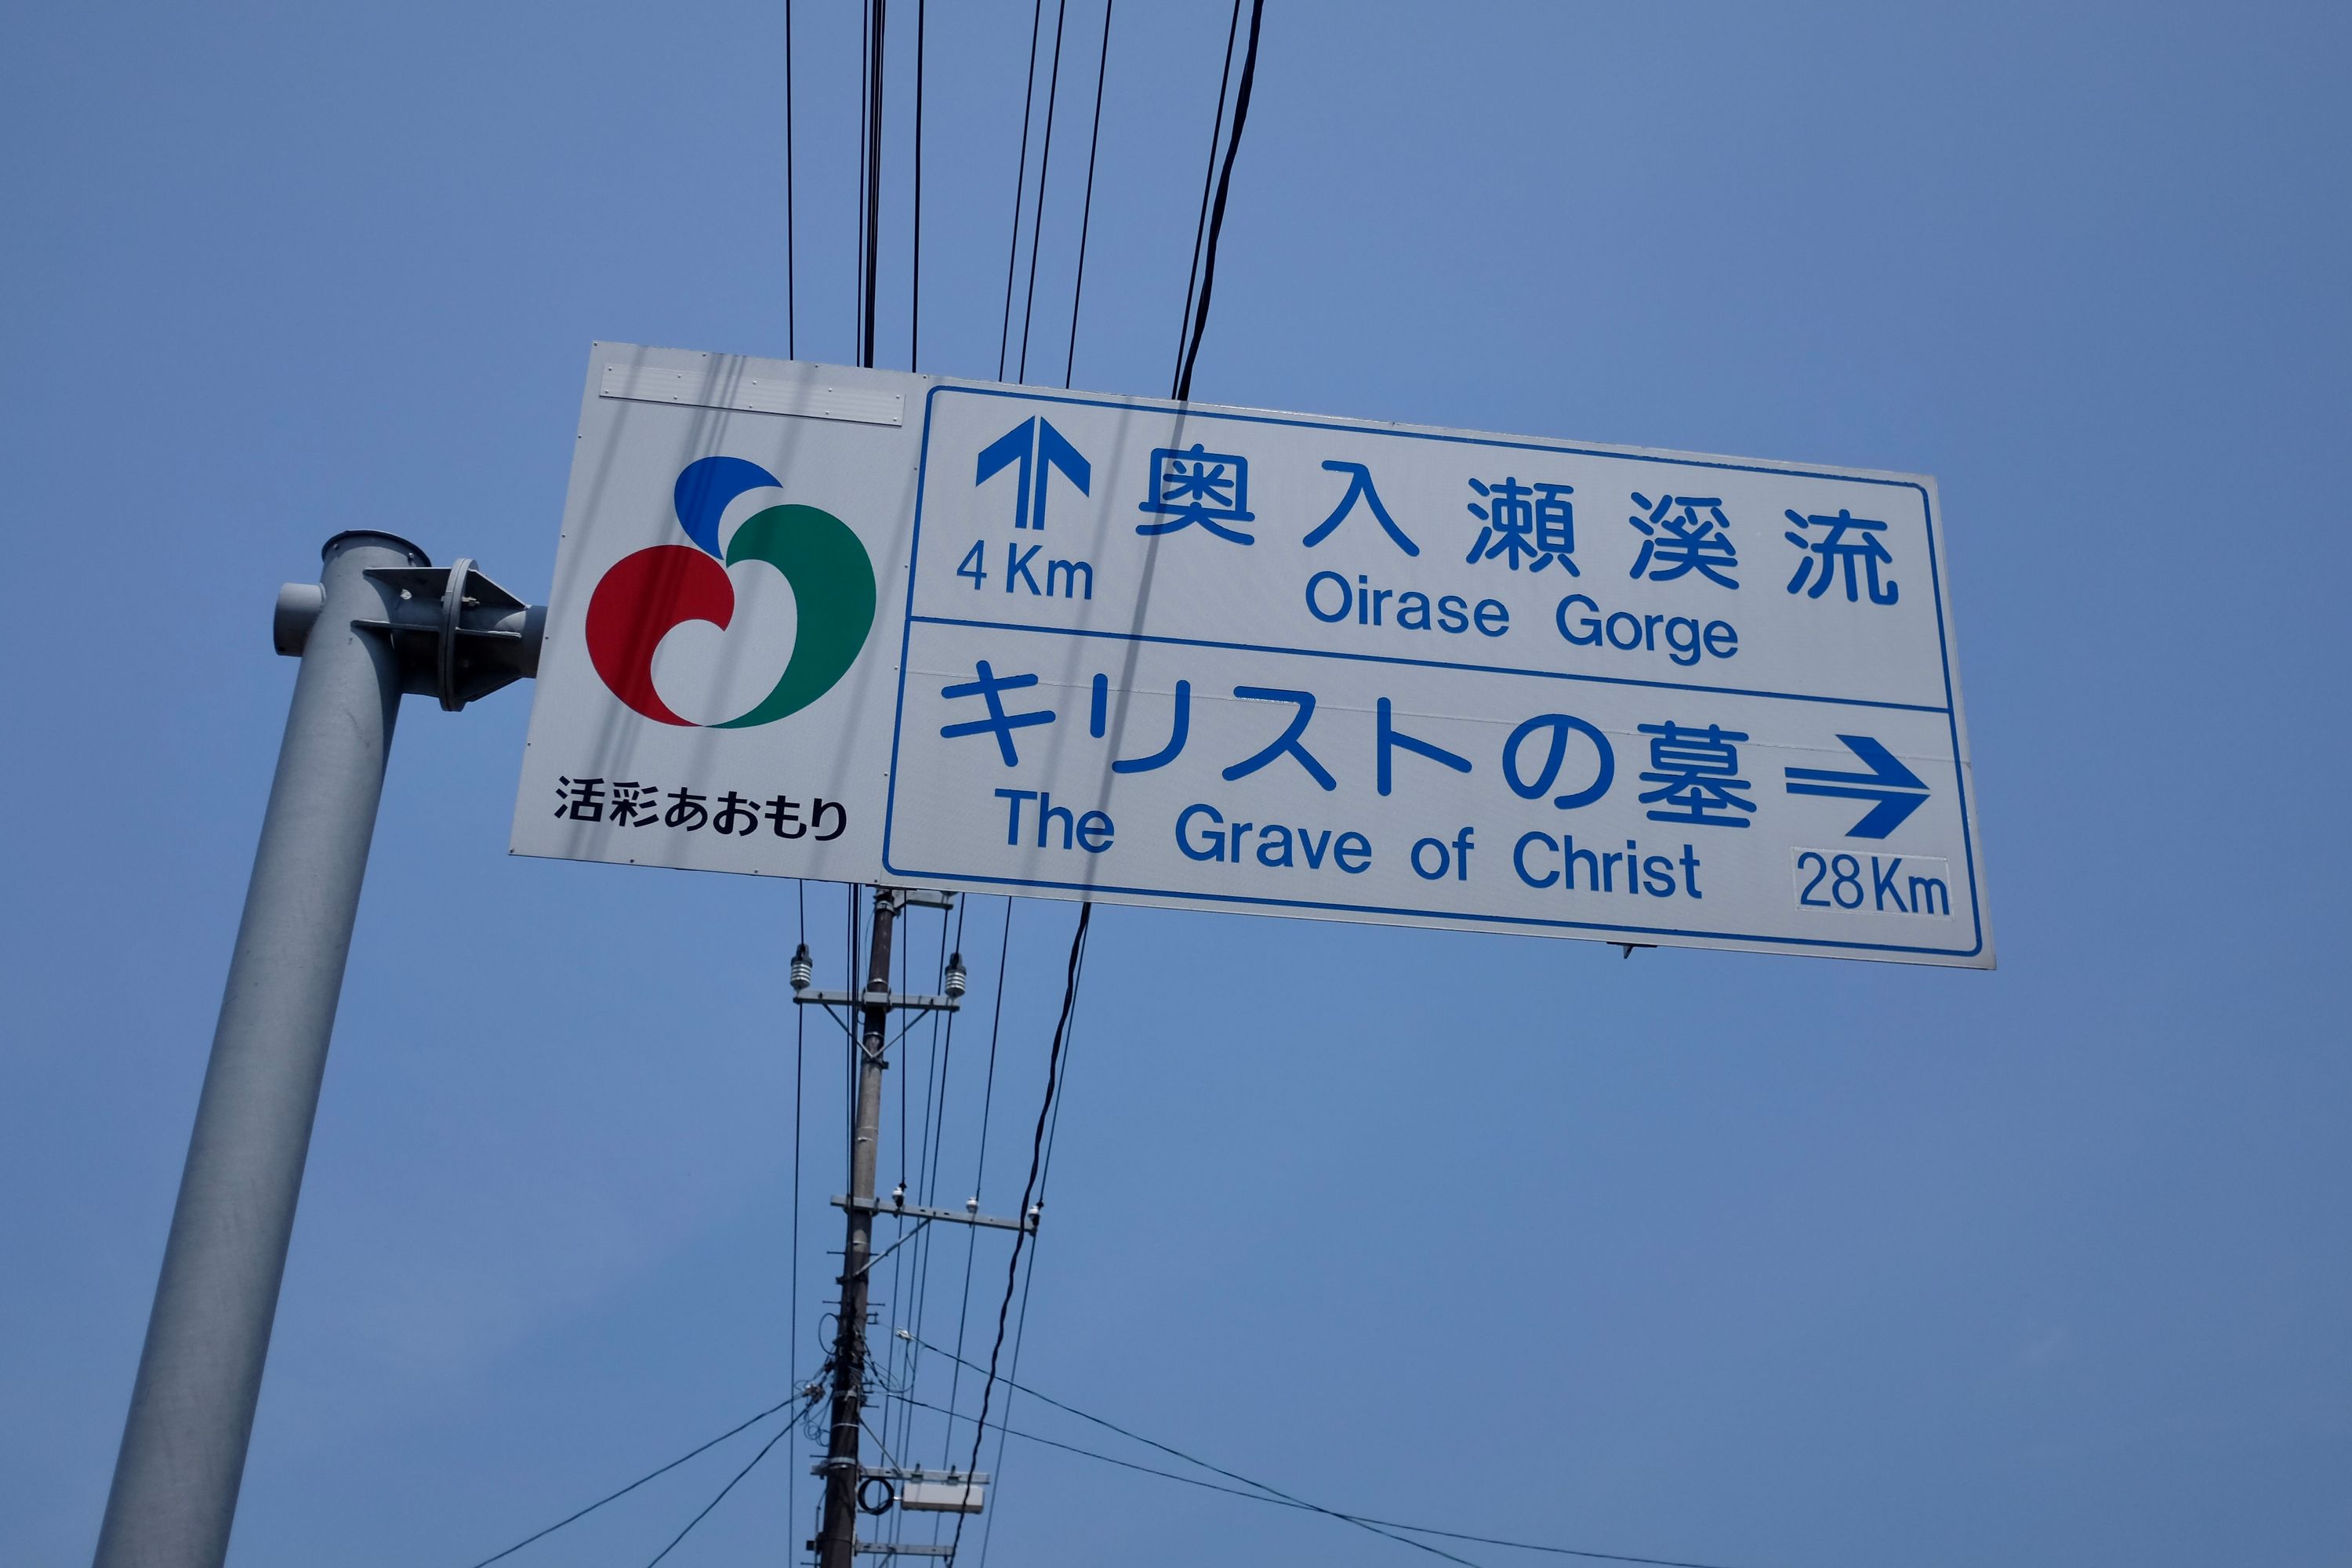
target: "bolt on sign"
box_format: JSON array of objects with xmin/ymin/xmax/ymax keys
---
[{"xmin": 513, "ymin": 343, "xmax": 1992, "ymax": 967}]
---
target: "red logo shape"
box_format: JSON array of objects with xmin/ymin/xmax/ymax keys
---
[{"xmin": 583, "ymin": 545, "xmax": 736, "ymax": 726}]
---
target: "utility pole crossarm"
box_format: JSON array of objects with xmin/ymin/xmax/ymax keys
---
[
  {"xmin": 793, "ymin": 989, "xmax": 963, "ymax": 1013},
  {"xmin": 833, "ymin": 1194, "xmax": 1036, "ymax": 1233}
]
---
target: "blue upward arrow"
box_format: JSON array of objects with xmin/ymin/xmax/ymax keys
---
[
  {"xmin": 975, "ymin": 416, "xmax": 1091, "ymax": 532},
  {"xmin": 1784, "ymin": 734, "xmax": 1929, "ymax": 839}
]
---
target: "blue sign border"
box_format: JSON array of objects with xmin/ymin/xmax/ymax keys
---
[{"xmin": 881, "ymin": 384, "xmax": 1984, "ymax": 962}]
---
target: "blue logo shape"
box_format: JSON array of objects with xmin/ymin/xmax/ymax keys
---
[{"xmin": 673, "ymin": 456, "xmax": 783, "ymax": 557}]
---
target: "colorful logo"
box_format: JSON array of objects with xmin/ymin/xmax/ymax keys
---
[{"xmin": 585, "ymin": 457, "xmax": 877, "ymax": 728}]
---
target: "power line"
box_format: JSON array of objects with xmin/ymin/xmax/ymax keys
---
[
  {"xmin": 879, "ymin": 900, "xmax": 916, "ymax": 1517},
  {"xmin": 1174, "ymin": 0, "xmax": 1265, "ymax": 402},
  {"xmin": 858, "ymin": 1, "xmax": 889, "ymax": 368},
  {"xmin": 1173, "ymin": 0, "xmax": 1245, "ymax": 394},
  {"xmin": 855, "ymin": 0, "xmax": 871, "ymax": 357},
  {"xmin": 1063, "ymin": 0, "xmax": 1114, "ymax": 390},
  {"xmin": 884, "ymin": 898, "xmax": 964, "ymax": 1553},
  {"xmin": 1014, "ymin": 0, "xmax": 1070, "ymax": 383},
  {"xmin": 789, "ymin": 879, "xmax": 808, "ymax": 1551},
  {"xmin": 951, "ymin": 902, "xmax": 1090, "ymax": 1562},
  {"xmin": 996, "ymin": 0, "xmax": 1047, "ymax": 381},
  {"xmin": 929, "ymin": 1323, "xmax": 1474, "ymax": 1568},
  {"xmin": 894, "ymin": 896, "xmax": 965, "ymax": 1483},
  {"xmin": 880, "ymin": 900, "xmax": 956, "ymax": 1504},
  {"xmin": 971, "ymin": 910, "xmax": 1087, "ymax": 1568},
  {"xmin": 458, "ymin": 1393, "xmax": 808, "ymax": 1568},
  {"xmin": 898, "ymin": 1391, "xmax": 1481, "ymax": 1567},
  {"xmin": 846, "ymin": 885, "xmax": 863, "ymax": 1185},
  {"xmin": 938, "ymin": 898, "xmax": 1014, "ymax": 1468},
  {"xmin": 637, "ymin": 1406, "xmax": 804, "ymax": 1568},
  {"xmin": 785, "ymin": 0, "xmax": 797, "ymax": 358},
  {"xmin": 911, "ymin": 0, "xmax": 925, "ymax": 372},
  {"xmin": 896, "ymin": 1353, "xmax": 1766, "ymax": 1568}
]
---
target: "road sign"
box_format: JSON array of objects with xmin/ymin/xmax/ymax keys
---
[{"xmin": 513, "ymin": 343, "xmax": 1992, "ymax": 967}]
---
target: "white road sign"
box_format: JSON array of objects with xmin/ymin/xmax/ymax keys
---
[{"xmin": 514, "ymin": 343, "xmax": 1992, "ymax": 967}]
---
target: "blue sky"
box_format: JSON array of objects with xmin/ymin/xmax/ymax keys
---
[{"xmin": 4, "ymin": 2, "xmax": 2348, "ymax": 1566}]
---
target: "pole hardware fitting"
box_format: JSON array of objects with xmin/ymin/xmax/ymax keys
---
[{"xmin": 276, "ymin": 536, "xmax": 546, "ymax": 712}]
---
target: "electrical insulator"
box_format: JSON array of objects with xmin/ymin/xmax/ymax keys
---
[
  {"xmin": 790, "ymin": 942, "xmax": 812, "ymax": 993},
  {"xmin": 944, "ymin": 952, "xmax": 967, "ymax": 998}
]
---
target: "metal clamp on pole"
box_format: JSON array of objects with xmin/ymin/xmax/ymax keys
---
[{"xmin": 274, "ymin": 549, "xmax": 544, "ymax": 710}]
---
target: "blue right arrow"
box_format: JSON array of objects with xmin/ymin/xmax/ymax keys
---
[{"xmin": 1784, "ymin": 734, "xmax": 1929, "ymax": 839}]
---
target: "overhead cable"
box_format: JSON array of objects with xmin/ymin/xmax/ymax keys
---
[
  {"xmin": 951, "ymin": 902, "xmax": 1091, "ymax": 1561},
  {"xmin": 899, "ymin": 1389, "xmax": 1480, "ymax": 1566},
  {"xmin": 911, "ymin": 0, "xmax": 926, "ymax": 370},
  {"xmin": 789, "ymin": 878, "xmax": 808, "ymax": 1544},
  {"xmin": 893, "ymin": 895, "xmax": 967, "ymax": 1477},
  {"xmin": 858, "ymin": 1, "xmax": 889, "ymax": 368},
  {"xmin": 972, "ymin": 910, "xmax": 1088, "ymax": 1568},
  {"xmin": 1172, "ymin": 0, "xmax": 1247, "ymax": 392},
  {"xmin": 1063, "ymin": 0, "xmax": 1115, "ymax": 390},
  {"xmin": 896, "ymin": 1354, "xmax": 1764, "ymax": 1568},
  {"xmin": 1174, "ymin": 0, "xmax": 1265, "ymax": 401},
  {"xmin": 458, "ymin": 1391, "xmax": 811, "ymax": 1568},
  {"xmin": 996, "ymin": 0, "xmax": 1048, "ymax": 380},
  {"xmin": 785, "ymin": 0, "xmax": 797, "ymax": 357},
  {"xmin": 1014, "ymin": 0, "xmax": 1072, "ymax": 383},
  {"xmin": 635, "ymin": 1408, "xmax": 804, "ymax": 1568},
  {"xmin": 937, "ymin": 898, "xmax": 1015, "ymax": 1467}
]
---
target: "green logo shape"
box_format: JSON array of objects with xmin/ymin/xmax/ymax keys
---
[{"xmin": 714, "ymin": 503, "xmax": 877, "ymax": 728}]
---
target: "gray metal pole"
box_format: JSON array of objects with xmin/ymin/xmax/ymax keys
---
[
  {"xmin": 95, "ymin": 531, "xmax": 432, "ymax": 1568},
  {"xmin": 818, "ymin": 890, "xmax": 897, "ymax": 1568}
]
